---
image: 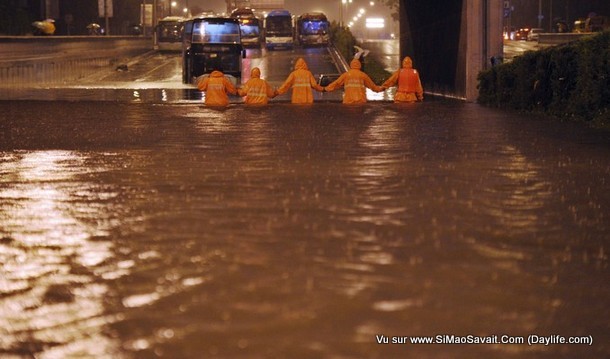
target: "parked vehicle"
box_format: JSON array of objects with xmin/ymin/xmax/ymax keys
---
[
  {"xmin": 230, "ymin": 8, "xmax": 262, "ymax": 48},
  {"xmin": 181, "ymin": 16, "xmax": 245, "ymax": 84},
  {"xmin": 296, "ymin": 12, "xmax": 330, "ymax": 47},
  {"xmin": 514, "ymin": 28, "xmax": 530, "ymax": 41},
  {"xmin": 264, "ymin": 10, "xmax": 294, "ymax": 50},
  {"xmin": 155, "ymin": 16, "xmax": 185, "ymax": 51},
  {"xmin": 527, "ymin": 28, "xmax": 544, "ymax": 41}
]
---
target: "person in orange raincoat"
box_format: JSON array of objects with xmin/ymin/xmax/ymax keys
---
[
  {"xmin": 275, "ymin": 58, "xmax": 324, "ymax": 104},
  {"xmin": 197, "ymin": 69, "xmax": 237, "ymax": 107},
  {"xmin": 382, "ymin": 56, "xmax": 424, "ymax": 103},
  {"xmin": 237, "ymin": 67, "xmax": 276, "ymax": 105},
  {"xmin": 324, "ymin": 58, "xmax": 385, "ymax": 104}
]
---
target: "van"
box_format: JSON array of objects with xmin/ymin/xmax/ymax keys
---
[{"xmin": 181, "ymin": 17, "xmax": 246, "ymax": 84}]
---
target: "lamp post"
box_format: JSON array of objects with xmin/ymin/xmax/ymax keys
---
[
  {"xmin": 169, "ymin": 1, "xmax": 176, "ymax": 16},
  {"xmin": 340, "ymin": 0, "xmax": 352, "ymax": 27}
]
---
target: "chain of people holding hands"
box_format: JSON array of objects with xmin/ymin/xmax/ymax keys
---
[{"xmin": 197, "ymin": 56, "xmax": 424, "ymax": 107}]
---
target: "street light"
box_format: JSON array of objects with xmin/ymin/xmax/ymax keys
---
[
  {"xmin": 340, "ymin": 0, "xmax": 353, "ymax": 26},
  {"xmin": 169, "ymin": 1, "xmax": 177, "ymax": 16}
]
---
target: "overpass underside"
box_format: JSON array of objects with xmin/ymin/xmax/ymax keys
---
[{"xmin": 399, "ymin": 0, "xmax": 503, "ymax": 101}]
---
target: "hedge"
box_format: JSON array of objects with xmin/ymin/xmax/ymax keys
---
[{"xmin": 478, "ymin": 31, "xmax": 610, "ymax": 126}]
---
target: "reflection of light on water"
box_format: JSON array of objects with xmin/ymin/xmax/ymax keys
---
[
  {"xmin": 186, "ymin": 110, "xmax": 238, "ymax": 134},
  {"xmin": 0, "ymin": 151, "xmax": 122, "ymax": 357},
  {"xmin": 366, "ymin": 88, "xmax": 392, "ymax": 101},
  {"xmin": 470, "ymin": 145, "xmax": 552, "ymax": 270}
]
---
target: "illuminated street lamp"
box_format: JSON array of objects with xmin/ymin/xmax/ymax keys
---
[
  {"xmin": 340, "ymin": 0, "xmax": 353, "ymax": 26},
  {"xmin": 169, "ymin": 1, "xmax": 177, "ymax": 16}
]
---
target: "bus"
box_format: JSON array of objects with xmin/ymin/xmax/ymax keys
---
[
  {"xmin": 264, "ymin": 10, "xmax": 294, "ymax": 50},
  {"xmin": 230, "ymin": 8, "xmax": 262, "ymax": 48},
  {"xmin": 155, "ymin": 16, "xmax": 185, "ymax": 51},
  {"xmin": 296, "ymin": 12, "xmax": 329, "ymax": 47},
  {"xmin": 181, "ymin": 16, "xmax": 245, "ymax": 84}
]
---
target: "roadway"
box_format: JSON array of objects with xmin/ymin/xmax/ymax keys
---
[
  {"xmin": 0, "ymin": 45, "xmax": 348, "ymax": 102},
  {"xmin": 1, "ymin": 41, "xmax": 609, "ymax": 359}
]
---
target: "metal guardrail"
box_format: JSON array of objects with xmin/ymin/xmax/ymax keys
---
[
  {"xmin": 327, "ymin": 43, "xmax": 349, "ymax": 73},
  {"xmin": 0, "ymin": 36, "xmax": 152, "ymax": 87},
  {"xmin": 317, "ymin": 43, "xmax": 349, "ymax": 86},
  {"xmin": 537, "ymin": 32, "xmax": 594, "ymax": 45}
]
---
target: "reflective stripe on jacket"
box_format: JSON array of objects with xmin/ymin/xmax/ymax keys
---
[
  {"xmin": 276, "ymin": 58, "xmax": 324, "ymax": 104},
  {"xmin": 325, "ymin": 59, "xmax": 384, "ymax": 104}
]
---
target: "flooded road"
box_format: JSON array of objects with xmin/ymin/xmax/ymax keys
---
[{"xmin": 1, "ymin": 99, "xmax": 609, "ymax": 358}]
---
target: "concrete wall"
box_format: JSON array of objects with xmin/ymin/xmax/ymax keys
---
[
  {"xmin": 400, "ymin": 0, "xmax": 503, "ymax": 101},
  {"xmin": 0, "ymin": 36, "xmax": 152, "ymax": 87}
]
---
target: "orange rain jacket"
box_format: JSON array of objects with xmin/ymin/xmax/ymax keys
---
[
  {"xmin": 237, "ymin": 67, "xmax": 276, "ymax": 105},
  {"xmin": 197, "ymin": 71, "xmax": 237, "ymax": 107},
  {"xmin": 325, "ymin": 59, "xmax": 384, "ymax": 104},
  {"xmin": 276, "ymin": 58, "xmax": 324, "ymax": 104},
  {"xmin": 382, "ymin": 56, "xmax": 424, "ymax": 103}
]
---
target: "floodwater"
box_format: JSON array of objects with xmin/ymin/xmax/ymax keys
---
[{"xmin": 1, "ymin": 99, "xmax": 609, "ymax": 359}]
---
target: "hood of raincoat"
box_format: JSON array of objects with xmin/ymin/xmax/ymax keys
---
[
  {"xmin": 402, "ymin": 56, "xmax": 413, "ymax": 69},
  {"xmin": 294, "ymin": 58, "xmax": 309, "ymax": 71},
  {"xmin": 210, "ymin": 70, "xmax": 224, "ymax": 78},
  {"xmin": 350, "ymin": 59, "xmax": 362, "ymax": 70},
  {"xmin": 250, "ymin": 67, "xmax": 261, "ymax": 79}
]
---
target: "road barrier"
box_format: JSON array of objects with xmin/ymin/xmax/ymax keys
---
[
  {"xmin": 0, "ymin": 36, "xmax": 152, "ymax": 87},
  {"xmin": 538, "ymin": 33, "xmax": 594, "ymax": 45}
]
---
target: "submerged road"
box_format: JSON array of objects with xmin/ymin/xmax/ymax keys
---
[{"xmin": 0, "ymin": 45, "xmax": 609, "ymax": 359}]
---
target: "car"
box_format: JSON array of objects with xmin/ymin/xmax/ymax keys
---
[
  {"xmin": 527, "ymin": 28, "xmax": 544, "ymax": 41},
  {"xmin": 514, "ymin": 28, "xmax": 530, "ymax": 41}
]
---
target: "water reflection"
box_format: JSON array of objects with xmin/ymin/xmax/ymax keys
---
[
  {"xmin": 0, "ymin": 151, "xmax": 122, "ymax": 357},
  {"xmin": 0, "ymin": 101, "xmax": 608, "ymax": 358}
]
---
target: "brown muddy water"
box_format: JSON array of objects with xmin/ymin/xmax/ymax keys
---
[{"xmin": 0, "ymin": 100, "xmax": 609, "ymax": 358}]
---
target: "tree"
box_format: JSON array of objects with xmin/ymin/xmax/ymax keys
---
[{"xmin": 380, "ymin": 0, "xmax": 400, "ymax": 22}]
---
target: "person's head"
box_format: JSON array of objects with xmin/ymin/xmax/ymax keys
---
[
  {"xmin": 350, "ymin": 58, "xmax": 362, "ymax": 70},
  {"xmin": 295, "ymin": 58, "xmax": 308, "ymax": 70},
  {"xmin": 402, "ymin": 56, "xmax": 413, "ymax": 69},
  {"xmin": 209, "ymin": 63, "xmax": 223, "ymax": 73},
  {"xmin": 250, "ymin": 67, "xmax": 261, "ymax": 79}
]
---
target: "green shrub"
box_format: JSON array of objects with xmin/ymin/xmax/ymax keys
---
[{"xmin": 478, "ymin": 31, "xmax": 610, "ymax": 124}]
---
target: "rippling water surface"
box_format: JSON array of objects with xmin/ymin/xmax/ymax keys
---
[{"xmin": 1, "ymin": 101, "xmax": 609, "ymax": 358}]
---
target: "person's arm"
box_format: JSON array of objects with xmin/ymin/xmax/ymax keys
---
[
  {"xmin": 265, "ymin": 82, "xmax": 276, "ymax": 98},
  {"xmin": 363, "ymin": 73, "xmax": 384, "ymax": 92},
  {"xmin": 237, "ymin": 81, "xmax": 250, "ymax": 97},
  {"xmin": 324, "ymin": 74, "xmax": 346, "ymax": 92},
  {"xmin": 381, "ymin": 70, "xmax": 399, "ymax": 88},
  {"xmin": 197, "ymin": 77, "xmax": 209, "ymax": 91},
  {"xmin": 276, "ymin": 73, "xmax": 295, "ymax": 95},
  {"xmin": 309, "ymin": 73, "xmax": 324, "ymax": 92},
  {"xmin": 415, "ymin": 74, "xmax": 424, "ymax": 101},
  {"xmin": 224, "ymin": 78, "xmax": 237, "ymax": 95}
]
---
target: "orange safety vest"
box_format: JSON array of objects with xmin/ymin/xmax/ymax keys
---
[{"xmin": 397, "ymin": 68, "xmax": 421, "ymax": 93}]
